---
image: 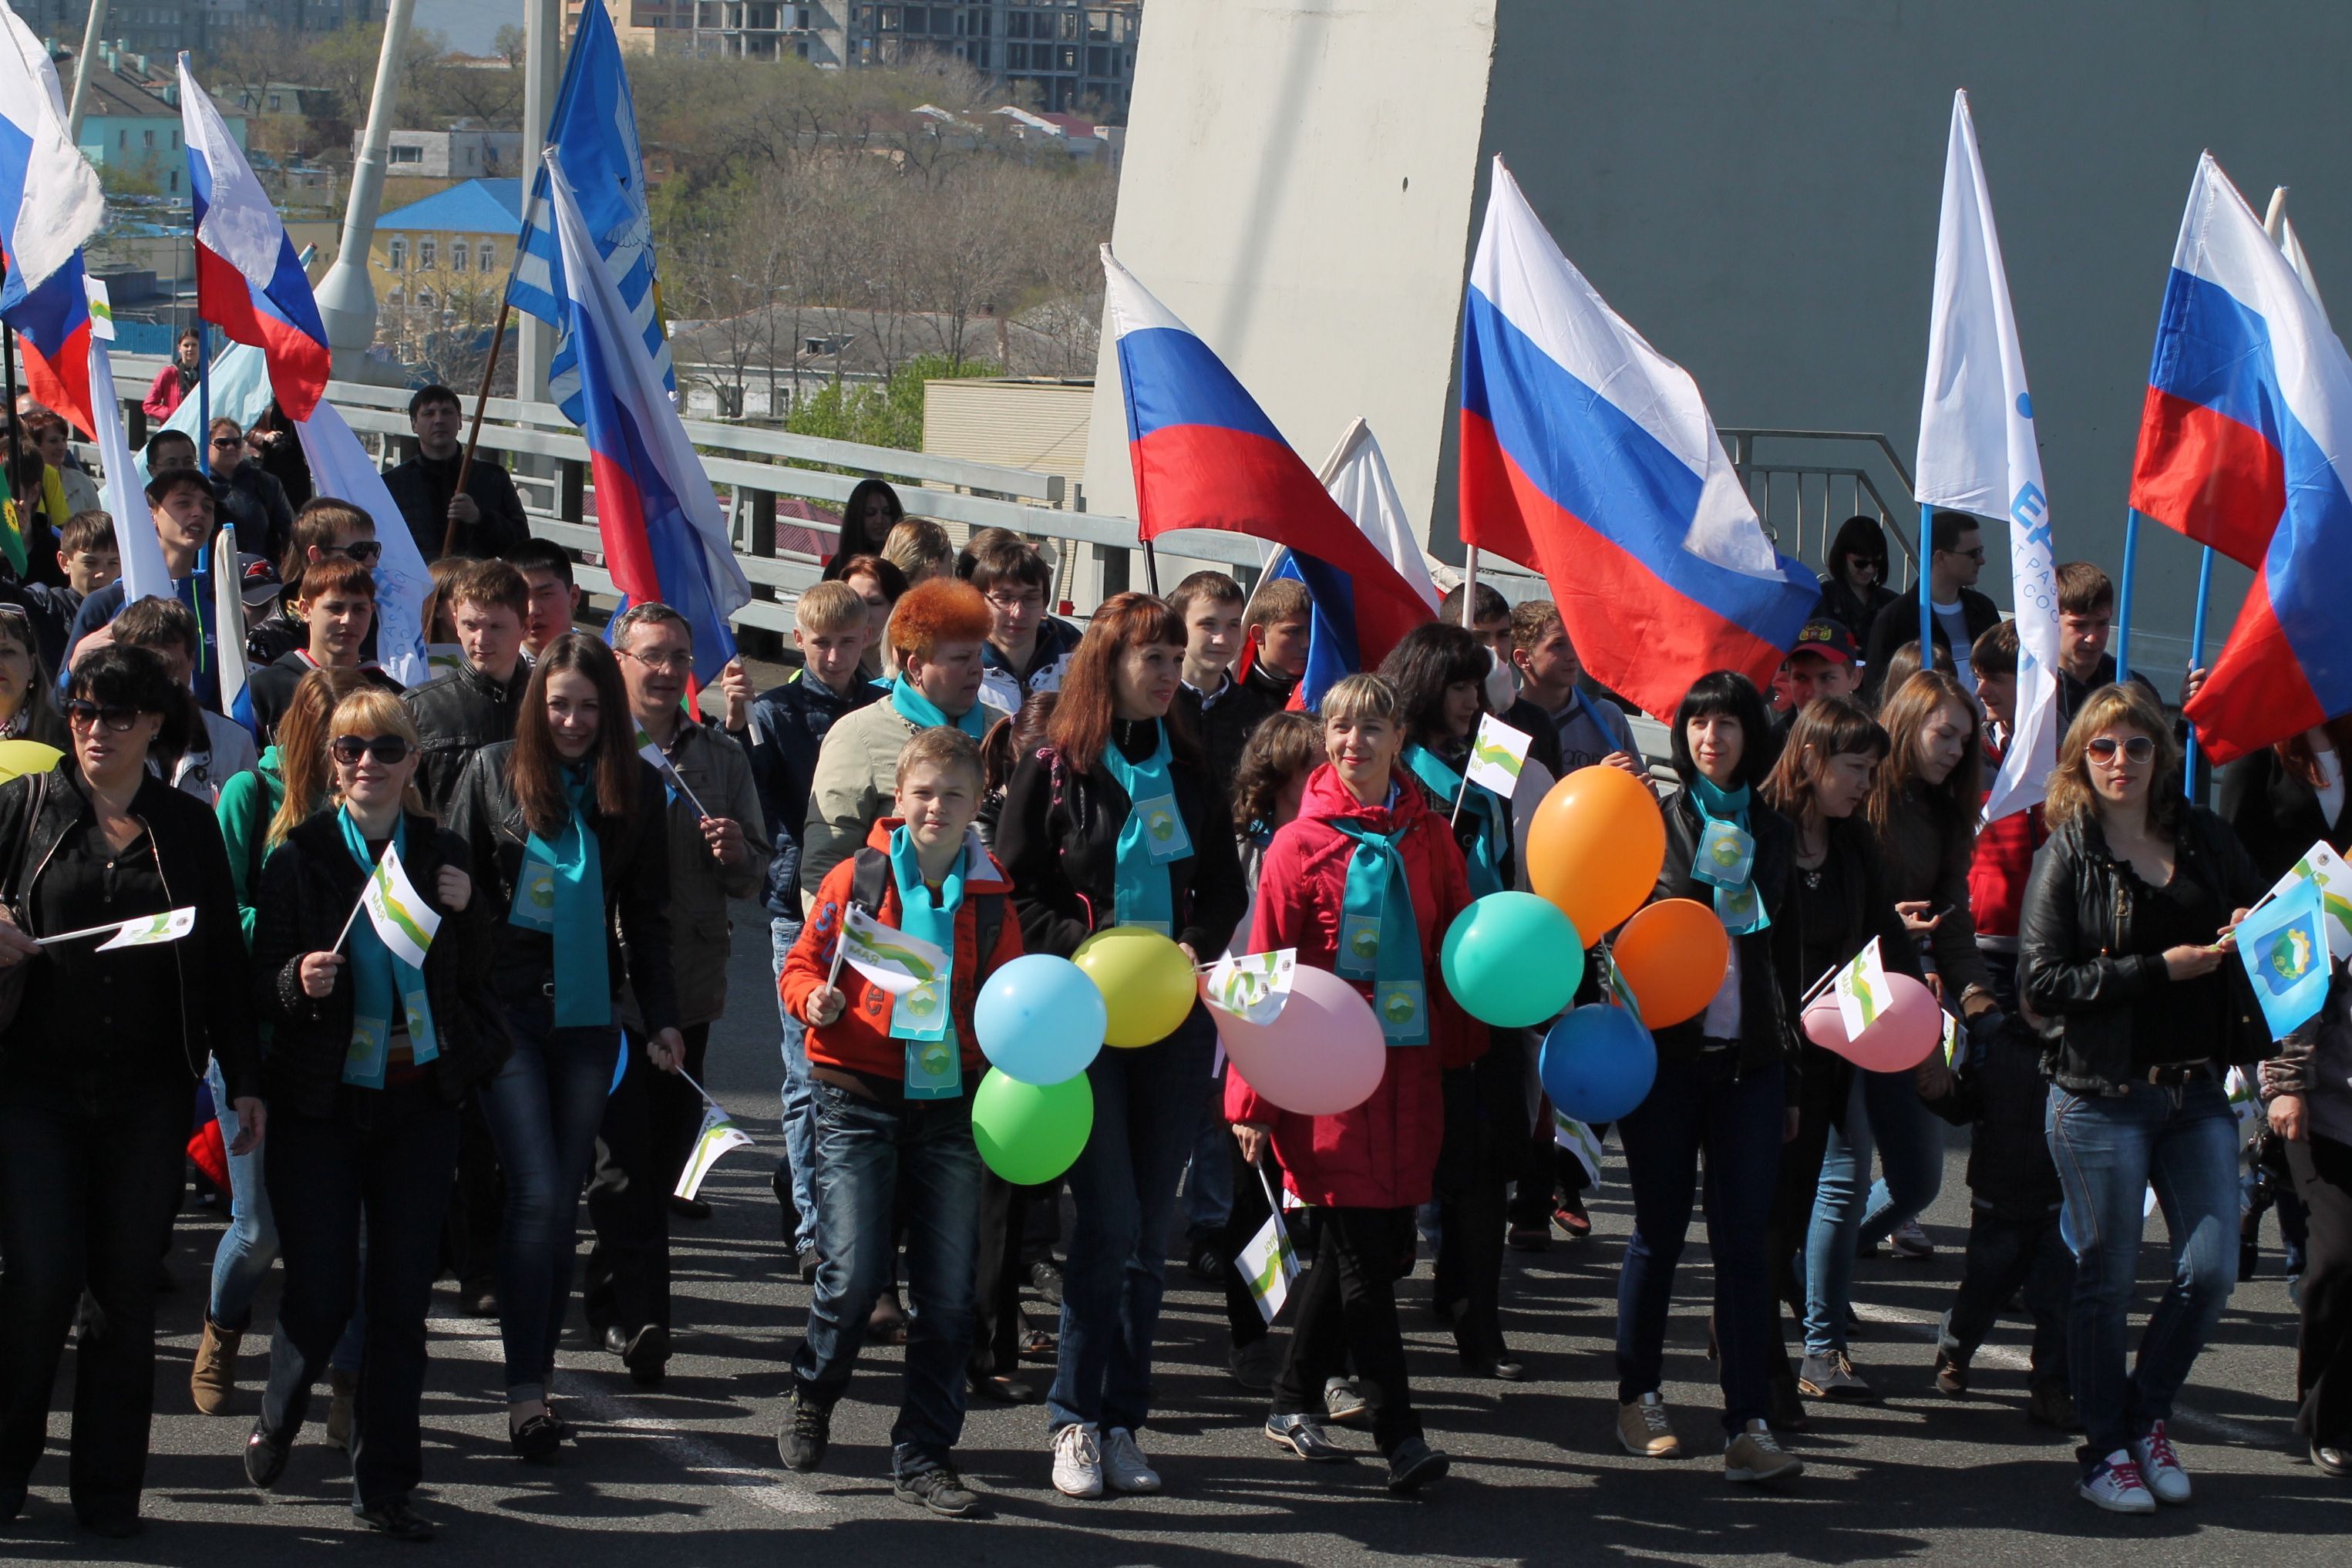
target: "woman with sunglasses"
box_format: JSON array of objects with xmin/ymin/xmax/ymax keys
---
[
  {"xmin": 239, "ymin": 689, "xmax": 501, "ymax": 1539},
  {"xmin": 0, "ymin": 646, "xmax": 260, "ymax": 1538},
  {"xmin": 2021, "ymin": 683, "xmax": 2267, "ymax": 1515},
  {"xmin": 448, "ymin": 633, "xmax": 681, "ymax": 1459},
  {"xmin": 1814, "ymin": 516, "xmax": 1896, "ymax": 643},
  {"xmin": 0, "ymin": 604, "xmax": 68, "ymax": 749}
]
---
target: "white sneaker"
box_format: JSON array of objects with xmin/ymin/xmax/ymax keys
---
[
  {"xmin": 2078, "ymin": 1449, "xmax": 2158, "ymax": 1514},
  {"xmin": 2129, "ymin": 1421, "xmax": 2192, "ymax": 1505},
  {"xmin": 1052, "ymin": 1422, "xmax": 1103, "ymax": 1498},
  {"xmin": 1101, "ymin": 1426, "xmax": 1163, "ymax": 1493}
]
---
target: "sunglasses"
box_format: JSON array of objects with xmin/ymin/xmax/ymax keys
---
[
  {"xmin": 64, "ymin": 700, "xmax": 144, "ymax": 732},
  {"xmin": 210, "ymin": 436, "xmax": 243, "ymax": 449},
  {"xmin": 2085, "ymin": 735, "xmax": 2156, "ymax": 765},
  {"xmin": 326, "ymin": 541, "xmax": 384, "ymax": 566},
  {"xmin": 331, "ymin": 735, "xmax": 413, "ymax": 765},
  {"xmin": 1940, "ymin": 546, "xmax": 1987, "ymax": 562}
]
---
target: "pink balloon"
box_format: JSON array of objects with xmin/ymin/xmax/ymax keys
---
[
  {"xmin": 1800, "ymin": 972, "xmax": 1943, "ymax": 1072},
  {"xmin": 1216, "ymin": 964, "xmax": 1389, "ymax": 1116}
]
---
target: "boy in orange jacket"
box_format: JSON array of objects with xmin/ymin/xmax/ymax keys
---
[{"xmin": 776, "ymin": 727, "xmax": 1021, "ymax": 1517}]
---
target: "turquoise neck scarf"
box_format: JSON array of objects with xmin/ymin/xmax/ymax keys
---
[
  {"xmin": 338, "ymin": 809, "xmax": 439, "ymax": 1088},
  {"xmin": 887, "ymin": 826, "xmax": 965, "ymax": 1098},
  {"xmin": 1099, "ymin": 720, "xmax": 1191, "ymax": 934},
  {"xmin": 507, "ymin": 766, "xmax": 611, "ymax": 1028},
  {"xmin": 1403, "ymin": 742, "xmax": 1505, "ymax": 899},
  {"xmin": 1329, "ymin": 813, "xmax": 1429, "ymax": 1046},
  {"xmin": 1689, "ymin": 774, "xmax": 1769, "ymax": 935},
  {"xmin": 891, "ymin": 675, "xmax": 987, "ymax": 739}
]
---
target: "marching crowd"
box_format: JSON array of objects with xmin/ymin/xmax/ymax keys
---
[{"xmin": 2, "ymin": 386, "xmax": 2350, "ymax": 1539}]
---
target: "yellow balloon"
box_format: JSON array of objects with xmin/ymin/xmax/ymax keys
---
[
  {"xmin": 1072, "ymin": 926, "xmax": 1197, "ymax": 1048},
  {"xmin": 0, "ymin": 740, "xmax": 62, "ymax": 783}
]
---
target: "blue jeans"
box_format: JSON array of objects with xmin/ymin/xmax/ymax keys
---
[
  {"xmin": 1804, "ymin": 1065, "xmax": 1946, "ymax": 1354},
  {"xmin": 793, "ymin": 1082, "xmax": 984, "ymax": 1475},
  {"xmin": 772, "ymin": 917, "xmax": 818, "ymax": 1256},
  {"xmin": 207, "ymin": 1055, "xmax": 279, "ymax": 1333},
  {"xmin": 479, "ymin": 1001, "xmax": 620, "ymax": 1403},
  {"xmin": 1048, "ymin": 1005, "xmax": 1215, "ymax": 1434},
  {"xmin": 1613, "ymin": 1053, "xmax": 1785, "ymax": 1433},
  {"xmin": 1180, "ymin": 1071, "xmax": 1234, "ymax": 1235},
  {"xmin": 2047, "ymin": 1076, "xmax": 2239, "ymax": 1464}
]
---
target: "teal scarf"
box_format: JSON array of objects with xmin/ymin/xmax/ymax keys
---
[
  {"xmin": 1099, "ymin": 721, "xmax": 1191, "ymax": 934},
  {"xmin": 890, "ymin": 675, "xmax": 987, "ymax": 739},
  {"xmin": 1330, "ymin": 806, "xmax": 1428, "ymax": 1047},
  {"xmin": 1403, "ymin": 742, "xmax": 1506, "ymax": 899},
  {"xmin": 507, "ymin": 766, "xmax": 611, "ymax": 1028},
  {"xmin": 1689, "ymin": 775, "xmax": 1768, "ymax": 935},
  {"xmin": 338, "ymin": 809, "xmax": 439, "ymax": 1089},
  {"xmin": 887, "ymin": 826, "xmax": 964, "ymax": 1099}
]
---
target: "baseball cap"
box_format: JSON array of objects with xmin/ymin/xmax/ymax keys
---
[
  {"xmin": 240, "ymin": 553, "xmax": 284, "ymax": 608},
  {"xmin": 1788, "ymin": 619, "xmax": 1857, "ymax": 665}
]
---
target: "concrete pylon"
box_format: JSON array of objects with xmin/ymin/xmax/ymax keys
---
[{"xmin": 312, "ymin": 0, "xmax": 422, "ymax": 379}]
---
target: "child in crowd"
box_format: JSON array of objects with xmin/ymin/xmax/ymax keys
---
[
  {"xmin": 1241, "ymin": 577, "xmax": 1312, "ymax": 707},
  {"xmin": 777, "ymin": 727, "xmax": 1022, "ymax": 1519},
  {"xmin": 1169, "ymin": 570, "xmax": 1277, "ymax": 784}
]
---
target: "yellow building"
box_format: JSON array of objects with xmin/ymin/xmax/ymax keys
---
[{"xmin": 368, "ymin": 179, "xmax": 523, "ymax": 360}]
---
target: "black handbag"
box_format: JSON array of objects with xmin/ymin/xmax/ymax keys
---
[{"xmin": 0, "ymin": 772, "xmax": 51, "ymax": 1034}]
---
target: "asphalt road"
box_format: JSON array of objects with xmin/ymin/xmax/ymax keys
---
[{"xmin": 6, "ymin": 900, "xmax": 2347, "ymax": 1564}]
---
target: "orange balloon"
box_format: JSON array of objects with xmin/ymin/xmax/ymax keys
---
[
  {"xmin": 1610, "ymin": 898, "xmax": 1731, "ymax": 1028},
  {"xmin": 1526, "ymin": 765, "xmax": 1667, "ymax": 938}
]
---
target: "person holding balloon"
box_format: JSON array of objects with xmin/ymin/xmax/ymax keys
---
[
  {"xmin": 776, "ymin": 726, "xmax": 1021, "ymax": 1518},
  {"xmin": 1603, "ymin": 670, "xmax": 1804, "ymax": 1482},
  {"xmin": 1226, "ymin": 671, "xmax": 1475, "ymax": 1492},
  {"xmin": 1760, "ymin": 695, "xmax": 1921, "ymax": 1418},
  {"xmin": 995, "ymin": 592, "xmax": 1245, "ymax": 1500},
  {"xmin": 2021, "ymin": 684, "xmax": 2264, "ymax": 1515}
]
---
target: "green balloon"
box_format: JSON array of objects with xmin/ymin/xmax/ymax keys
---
[
  {"xmin": 1440, "ymin": 890, "xmax": 1585, "ymax": 1028},
  {"xmin": 971, "ymin": 1068, "xmax": 1095, "ymax": 1186}
]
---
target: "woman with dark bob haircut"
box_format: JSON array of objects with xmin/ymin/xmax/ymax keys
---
[
  {"xmin": 448, "ymin": 633, "xmax": 681, "ymax": 1460},
  {"xmin": 0, "ymin": 645, "xmax": 260, "ymax": 1536},
  {"xmin": 1610, "ymin": 671, "xmax": 1803, "ymax": 1482},
  {"xmin": 1815, "ymin": 516, "xmax": 1896, "ymax": 641}
]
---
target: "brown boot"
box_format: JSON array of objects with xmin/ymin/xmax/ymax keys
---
[
  {"xmin": 190, "ymin": 1318, "xmax": 241, "ymax": 1415},
  {"xmin": 325, "ymin": 1369, "xmax": 358, "ymax": 1450}
]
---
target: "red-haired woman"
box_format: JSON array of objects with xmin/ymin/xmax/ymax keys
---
[
  {"xmin": 996, "ymin": 593, "xmax": 1246, "ymax": 1499},
  {"xmin": 448, "ymin": 634, "xmax": 682, "ymax": 1459}
]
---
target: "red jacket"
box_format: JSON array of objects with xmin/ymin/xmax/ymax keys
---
[
  {"xmin": 143, "ymin": 363, "xmax": 190, "ymax": 422},
  {"xmin": 1225, "ymin": 764, "xmax": 1480, "ymax": 1210},
  {"xmin": 781, "ymin": 819, "xmax": 1021, "ymax": 1082},
  {"xmin": 1968, "ymin": 735, "xmax": 2051, "ymax": 946}
]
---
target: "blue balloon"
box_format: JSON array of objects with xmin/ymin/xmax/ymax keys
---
[
  {"xmin": 974, "ymin": 954, "xmax": 1109, "ymax": 1085},
  {"xmin": 1539, "ymin": 1004, "xmax": 1657, "ymax": 1123}
]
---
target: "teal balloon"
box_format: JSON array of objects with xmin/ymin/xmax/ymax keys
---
[
  {"xmin": 971, "ymin": 1068, "xmax": 1095, "ymax": 1186},
  {"xmin": 975, "ymin": 954, "xmax": 1107, "ymax": 1085},
  {"xmin": 1440, "ymin": 891, "xmax": 1584, "ymax": 1028},
  {"xmin": 1539, "ymin": 1004, "xmax": 1657, "ymax": 1122}
]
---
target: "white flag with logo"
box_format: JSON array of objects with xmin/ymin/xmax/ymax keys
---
[
  {"xmin": 1203, "ymin": 948, "xmax": 1296, "ymax": 1025},
  {"xmin": 1465, "ymin": 712, "xmax": 1533, "ymax": 798},
  {"xmin": 675, "ymin": 1101, "xmax": 754, "ymax": 1201},
  {"xmin": 1832, "ymin": 936, "xmax": 1894, "ymax": 1044},
  {"xmin": 1916, "ymin": 90, "xmax": 2060, "ymax": 824},
  {"xmin": 1233, "ymin": 1170, "xmax": 1299, "ymax": 1323},
  {"xmin": 362, "ymin": 843, "xmax": 440, "ymax": 968},
  {"xmin": 840, "ymin": 904, "xmax": 947, "ymax": 998}
]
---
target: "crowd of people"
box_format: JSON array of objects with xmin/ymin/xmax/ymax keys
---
[{"xmin": 2, "ymin": 382, "xmax": 2348, "ymax": 1539}]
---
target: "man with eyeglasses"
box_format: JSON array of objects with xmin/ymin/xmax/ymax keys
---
[
  {"xmin": 964, "ymin": 538, "xmax": 1079, "ymax": 716},
  {"xmin": 63, "ymin": 470, "xmax": 241, "ymax": 715},
  {"xmin": 582, "ymin": 602, "xmax": 766, "ymax": 1385},
  {"xmin": 204, "ymin": 416, "xmax": 295, "ymax": 566},
  {"xmin": 382, "ymin": 384, "xmax": 530, "ymax": 564},
  {"xmin": 1864, "ymin": 509, "xmax": 2003, "ymax": 698}
]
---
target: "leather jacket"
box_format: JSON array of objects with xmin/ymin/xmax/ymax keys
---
[{"xmin": 404, "ymin": 660, "xmax": 527, "ymax": 821}]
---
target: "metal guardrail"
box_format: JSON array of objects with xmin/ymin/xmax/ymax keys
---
[{"xmin": 1722, "ymin": 428, "xmax": 1922, "ymax": 588}]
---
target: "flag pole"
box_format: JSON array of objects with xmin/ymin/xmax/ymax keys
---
[
  {"xmin": 1916, "ymin": 502, "xmax": 1933, "ymax": 667},
  {"xmin": 2182, "ymin": 542, "xmax": 2213, "ymax": 797},
  {"xmin": 2113, "ymin": 508, "xmax": 2140, "ymax": 685},
  {"xmin": 446, "ymin": 294, "xmax": 515, "ymax": 557},
  {"xmin": 1141, "ymin": 533, "xmax": 1161, "ymax": 595},
  {"xmin": 329, "ymin": 884, "xmax": 368, "ymax": 955},
  {"xmin": 1461, "ymin": 545, "xmax": 1480, "ymax": 628},
  {"xmin": 196, "ymin": 321, "xmax": 211, "ymax": 476}
]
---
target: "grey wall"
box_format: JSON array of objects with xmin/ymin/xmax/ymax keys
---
[{"xmin": 1459, "ymin": 0, "xmax": 2352, "ymax": 658}]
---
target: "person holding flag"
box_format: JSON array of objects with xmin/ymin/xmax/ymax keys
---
[
  {"xmin": 448, "ymin": 633, "xmax": 682, "ymax": 1460},
  {"xmin": 242, "ymin": 689, "xmax": 500, "ymax": 1540},
  {"xmin": 0, "ymin": 644, "xmax": 259, "ymax": 1539},
  {"xmin": 996, "ymin": 594, "xmax": 1246, "ymax": 1499},
  {"xmin": 62, "ymin": 471, "xmax": 241, "ymax": 717},
  {"xmin": 775, "ymin": 725, "xmax": 1021, "ymax": 1517},
  {"xmin": 583, "ymin": 603, "xmax": 765, "ymax": 1386}
]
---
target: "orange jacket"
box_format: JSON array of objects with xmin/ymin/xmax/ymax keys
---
[{"xmin": 780, "ymin": 818, "xmax": 1021, "ymax": 1083}]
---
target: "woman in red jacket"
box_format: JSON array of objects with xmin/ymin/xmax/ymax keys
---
[
  {"xmin": 1226, "ymin": 672, "xmax": 1476, "ymax": 1494},
  {"xmin": 144, "ymin": 328, "xmax": 201, "ymax": 422}
]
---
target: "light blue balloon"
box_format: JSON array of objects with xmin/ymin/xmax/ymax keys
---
[
  {"xmin": 1539, "ymin": 1004, "xmax": 1657, "ymax": 1123},
  {"xmin": 974, "ymin": 954, "xmax": 1108, "ymax": 1085}
]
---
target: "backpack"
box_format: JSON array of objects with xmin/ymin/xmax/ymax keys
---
[{"xmin": 846, "ymin": 846, "xmax": 1006, "ymax": 989}]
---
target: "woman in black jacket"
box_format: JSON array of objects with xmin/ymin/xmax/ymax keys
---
[
  {"xmin": 2021, "ymin": 682, "xmax": 2265, "ymax": 1514},
  {"xmin": 995, "ymin": 593, "xmax": 1245, "ymax": 1498},
  {"xmin": 2219, "ymin": 717, "xmax": 2352, "ymax": 885},
  {"xmin": 0, "ymin": 646, "xmax": 261, "ymax": 1537},
  {"xmin": 448, "ymin": 633, "xmax": 681, "ymax": 1459},
  {"xmin": 1612, "ymin": 671, "xmax": 1802, "ymax": 1480},
  {"xmin": 1814, "ymin": 516, "xmax": 1898, "ymax": 641},
  {"xmin": 241, "ymin": 688, "xmax": 505, "ymax": 1539}
]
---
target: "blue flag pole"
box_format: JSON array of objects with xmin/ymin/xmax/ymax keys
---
[
  {"xmin": 2113, "ymin": 508, "xmax": 2141, "ymax": 685},
  {"xmin": 1917, "ymin": 501, "xmax": 1933, "ymax": 665},
  {"xmin": 195, "ymin": 321, "xmax": 210, "ymax": 478},
  {"xmin": 2182, "ymin": 543, "xmax": 2214, "ymax": 798}
]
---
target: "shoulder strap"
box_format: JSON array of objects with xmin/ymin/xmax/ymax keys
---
[
  {"xmin": 849, "ymin": 845, "xmax": 890, "ymax": 917},
  {"xmin": 972, "ymin": 890, "xmax": 1006, "ymax": 967},
  {"xmin": 8, "ymin": 772, "xmax": 50, "ymax": 914}
]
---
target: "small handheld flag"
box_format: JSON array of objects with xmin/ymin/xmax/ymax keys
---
[
  {"xmin": 1233, "ymin": 1168, "xmax": 1299, "ymax": 1324},
  {"xmin": 637, "ymin": 729, "xmax": 712, "ymax": 819},
  {"xmin": 675, "ymin": 1100, "xmax": 755, "ymax": 1201},
  {"xmin": 2269, "ymin": 840, "xmax": 2352, "ymax": 964},
  {"xmin": 1553, "ymin": 1111, "xmax": 1607, "ymax": 1189},
  {"xmin": 1832, "ymin": 937, "xmax": 1893, "ymax": 1043},
  {"xmin": 1463, "ymin": 712, "xmax": 1533, "ymax": 799},
  {"xmin": 35, "ymin": 907, "xmax": 199, "ymax": 951},
  {"xmin": 1202, "ymin": 948, "xmax": 1297, "ymax": 1025},
  {"xmin": 362, "ymin": 843, "xmax": 440, "ymax": 969},
  {"xmin": 839, "ymin": 905, "xmax": 947, "ymax": 998},
  {"xmin": 2237, "ymin": 876, "xmax": 2331, "ymax": 1041}
]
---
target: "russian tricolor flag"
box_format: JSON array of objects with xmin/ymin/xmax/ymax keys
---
[
  {"xmin": 1458, "ymin": 159, "xmax": 1817, "ymax": 721},
  {"xmin": 178, "ymin": 56, "xmax": 329, "ymax": 421},
  {"xmin": 2, "ymin": 12, "xmax": 103, "ymax": 436},
  {"xmin": 2130, "ymin": 153, "xmax": 2352, "ymax": 763},
  {"xmin": 1104, "ymin": 247, "xmax": 1432, "ymax": 699},
  {"xmin": 543, "ymin": 154, "xmax": 750, "ymax": 686}
]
